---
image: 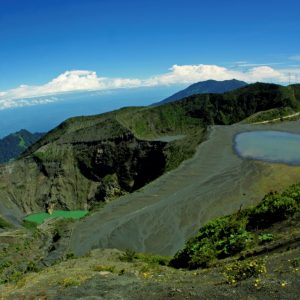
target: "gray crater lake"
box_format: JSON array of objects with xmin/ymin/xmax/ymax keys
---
[{"xmin": 234, "ymin": 130, "xmax": 300, "ymax": 165}]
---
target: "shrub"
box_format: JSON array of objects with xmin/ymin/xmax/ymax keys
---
[
  {"xmin": 26, "ymin": 261, "xmax": 39, "ymax": 272},
  {"xmin": 247, "ymin": 192, "xmax": 298, "ymax": 229},
  {"xmin": 65, "ymin": 252, "xmax": 76, "ymax": 260},
  {"xmin": 258, "ymin": 233, "xmax": 274, "ymax": 244},
  {"xmin": 171, "ymin": 183, "xmax": 300, "ymax": 270},
  {"xmin": 170, "ymin": 215, "xmax": 253, "ymax": 269},
  {"xmin": 188, "ymin": 242, "xmax": 216, "ymax": 269},
  {"xmin": 290, "ymin": 258, "xmax": 300, "ymax": 268},
  {"xmin": 119, "ymin": 249, "xmax": 137, "ymax": 262},
  {"xmin": 223, "ymin": 259, "xmax": 267, "ymax": 284},
  {"xmin": 282, "ymin": 184, "xmax": 300, "ymax": 204}
]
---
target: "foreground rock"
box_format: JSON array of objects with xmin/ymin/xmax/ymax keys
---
[{"xmin": 1, "ymin": 245, "xmax": 299, "ymax": 300}]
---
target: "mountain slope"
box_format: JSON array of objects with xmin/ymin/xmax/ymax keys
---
[
  {"xmin": 0, "ymin": 129, "xmax": 44, "ymax": 164},
  {"xmin": 154, "ymin": 79, "xmax": 248, "ymax": 106},
  {"xmin": 0, "ymin": 82, "xmax": 299, "ymax": 228}
]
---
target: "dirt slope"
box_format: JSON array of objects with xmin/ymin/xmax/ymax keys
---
[{"xmin": 67, "ymin": 120, "xmax": 300, "ymax": 256}]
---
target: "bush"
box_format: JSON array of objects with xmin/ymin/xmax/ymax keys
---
[
  {"xmin": 282, "ymin": 184, "xmax": 300, "ymax": 204},
  {"xmin": 119, "ymin": 249, "xmax": 137, "ymax": 262},
  {"xmin": 26, "ymin": 261, "xmax": 39, "ymax": 272},
  {"xmin": 223, "ymin": 259, "xmax": 267, "ymax": 284},
  {"xmin": 247, "ymin": 192, "xmax": 298, "ymax": 229},
  {"xmin": 188, "ymin": 242, "xmax": 216, "ymax": 269},
  {"xmin": 171, "ymin": 183, "xmax": 300, "ymax": 270},
  {"xmin": 258, "ymin": 233, "xmax": 274, "ymax": 244},
  {"xmin": 65, "ymin": 252, "xmax": 76, "ymax": 260},
  {"xmin": 170, "ymin": 215, "xmax": 253, "ymax": 269}
]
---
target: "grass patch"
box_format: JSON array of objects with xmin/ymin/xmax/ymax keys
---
[
  {"xmin": 119, "ymin": 249, "xmax": 170, "ymax": 266},
  {"xmin": 136, "ymin": 253, "xmax": 170, "ymax": 266},
  {"xmin": 93, "ymin": 265, "xmax": 115, "ymax": 273},
  {"xmin": 242, "ymin": 107, "xmax": 297, "ymax": 124},
  {"xmin": 60, "ymin": 275, "xmax": 89, "ymax": 287}
]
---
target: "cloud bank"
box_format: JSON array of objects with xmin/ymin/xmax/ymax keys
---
[{"xmin": 0, "ymin": 64, "xmax": 299, "ymax": 110}]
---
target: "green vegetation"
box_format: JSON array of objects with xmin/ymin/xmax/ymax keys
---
[
  {"xmin": 119, "ymin": 249, "xmax": 138, "ymax": 262},
  {"xmin": 258, "ymin": 233, "xmax": 274, "ymax": 244},
  {"xmin": 223, "ymin": 259, "xmax": 267, "ymax": 284},
  {"xmin": 93, "ymin": 265, "xmax": 116, "ymax": 272},
  {"xmin": 170, "ymin": 182, "xmax": 300, "ymax": 270},
  {"xmin": 22, "ymin": 220, "xmax": 38, "ymax": 230},
  {"xmin": 24, "ymin": 210, "xmax": 88, "ymax": 225},
  {"xmin": 289, "ymin": 84, "xmax": 300, "ymax": 101},
  {"xmin": 136, "ymin": 253, "xmax": 170, "ymax": 266},
  {"xmin": 18, "ymin": 135, "xmax": 26, "ymax": 148},
  {"xmin": 242, "ymin": 107, "xmax": 298, "ymax": 124},
  {"xmin": 119, "ymin": 249, "xmax": 170, "ymax": 267},
  {"xmin": 0, "ymin": 231, "xmax": 43, "ymax": 284},
  {"xmin": 59, "ymin": 275, "xmax": 90, "ymax": 287}
]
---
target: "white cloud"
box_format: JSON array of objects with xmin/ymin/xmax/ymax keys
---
[
  {"xmin": 144, "ymin": 64, "xmax": 288, "ymax": 86},
  {"xmin": 0, "ymin": 64, "xmax": 297, "ymax": 110}
]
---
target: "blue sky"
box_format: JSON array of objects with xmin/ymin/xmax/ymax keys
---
[{"xmin": 0, "ymin": 0, "xmax": 300, "ymax": 109}]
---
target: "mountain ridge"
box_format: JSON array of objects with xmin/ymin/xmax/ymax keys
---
[
  {"xmin": 153, "ymin": 79, "xmax": 248, "ymax": 106},
  {"xmin": 0, "ymin": 129, "xmax": 44, "ymax": 164}
]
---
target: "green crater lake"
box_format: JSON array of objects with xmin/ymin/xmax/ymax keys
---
[
  {"xmin": 24, "ymin": 210, "xmax": 88, "ymax": 225},
  {"xmin": 234, "ymin": 130, "xmax": 300, "ymax": 165}
]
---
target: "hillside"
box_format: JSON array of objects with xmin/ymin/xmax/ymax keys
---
[
  {"xmin": 0, "ymin": 129, "xmax": 44, "ymax": 164},
  {"xmin": 154, "ymin": 79, "xmax": 247, "ymax": 106}
]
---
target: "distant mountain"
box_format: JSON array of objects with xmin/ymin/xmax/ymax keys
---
[
  {"xmin": 0, "ymin": 129, "xmax": 44, "ymax": 164},
  {"xmin": 154, "ymin": 79, "xmax": 248, "ymax": 105}
]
